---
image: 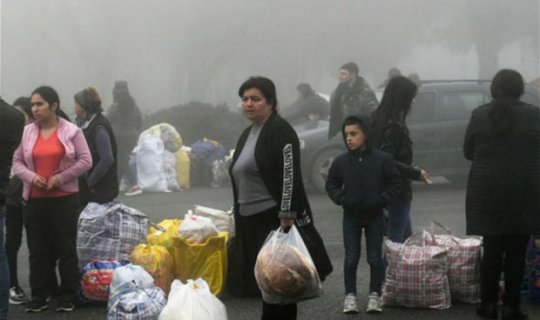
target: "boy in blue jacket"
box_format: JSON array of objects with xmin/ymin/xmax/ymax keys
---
[{"xmin": 326, "ymin": 115, "xmax": 401, "ymax": 314}]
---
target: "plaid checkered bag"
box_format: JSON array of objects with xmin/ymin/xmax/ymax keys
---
[
  {"xmin": 382, "ymin": 230, "xmax": 451, "ymax": 309},
  {"xmin": 107, "ymin": 283, "xmax": 166, "ymax": 320},
  {"xmin": 430, "ymin": 222, "xmax": 481, "ymax": 304},
  {"xmin": 77, "ymin": 201, "xmax": 149, "ymax": 269}
]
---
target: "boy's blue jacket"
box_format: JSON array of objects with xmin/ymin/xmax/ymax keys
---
[{"xmin": 325, "ymin": 115, "xmax": 402, "ymax": 218}]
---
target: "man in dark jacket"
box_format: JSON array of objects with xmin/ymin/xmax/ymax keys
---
[
  {"xmin": 0, "ymin": 97, "xmax": 24, "ymax": 319},
  {"xmin": 283, "ymin": 83, "xmax": 330, "ymax": 125},
  {"xmin": 326, "ymin": 115, "xmax": 401, "ymax": 315},
  {"xmin": 328, "ymin": 62, "xmax": 378, "ymax": 139}
]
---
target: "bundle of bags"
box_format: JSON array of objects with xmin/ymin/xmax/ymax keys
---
[
  {"xmin": 255, "ymin": 225, "xmax": 321, "ymax": 304},
  {"xmin": 77, "ymin": 201, "xmax": 149, "ymax": 304},
  {"xmin": 382, "ymin": 222, "xmax": 481, "ymax": 309}
]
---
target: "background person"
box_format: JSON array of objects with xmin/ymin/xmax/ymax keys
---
[
  {"xmin": 464, "ymin": 69, "xmax": 540, "ymax": 320},
  {"xmin": 74, "ymin": 87, "xmax": 118, "ymax": 207},
  {"xmin": 12, "ymin": 86, "xmax": 92, "ymax": 313},
  {"xmin": 0, "ymin": 96, "xmax": 25, "ymax": 320},
  {"xmin": 371, "ymin": 76, "xmax": 431, "ymax": 244},
  {"xmin": 283, "ymin": 83, "xmax": 330, "ymax": 125},
  {"xmin": 229, "ymin": 76, "xmax": 332, "ymax": 320}
]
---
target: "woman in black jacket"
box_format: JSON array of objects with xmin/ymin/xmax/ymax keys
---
[
  {"xmin": 371, "ymin": 76, "xmax": 431, "ymax": 243},
  {"xmin": 464, "ymin": 69, "xmax": 540, "ymax": 320},
  {"xmin": 229, "ymin": 76, "xmax": 332, "ymax": 320}
]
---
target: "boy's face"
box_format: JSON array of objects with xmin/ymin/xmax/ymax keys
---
[{"xmin": 344, "ymin": 124, "xmax": 366, "ymax": 150}]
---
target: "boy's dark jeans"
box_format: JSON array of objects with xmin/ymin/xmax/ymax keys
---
[
  {"xmin": 23, "ymin": 194, "xmax": 80, "ymax": 303},
  {"xmin": 343, "ymin": 212, "xmax": 385, "ymax": 295}
]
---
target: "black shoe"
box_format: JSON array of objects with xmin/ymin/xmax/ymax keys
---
[
  {"xmin": 56, "ymin": 300, "xmax": 75, "ymax": 313},
  {"xmin": 476, "ymin": 303, "xmax": 498, "ymax": 319},
  {"xmin": 25, "ymin": 300, "xmax": 48, "ymax": 313},
  {"xmin": 501, "ymin": 305, "xmax": 528, "ymax": 320}
]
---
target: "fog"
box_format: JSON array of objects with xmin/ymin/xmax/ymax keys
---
[{"xmin": 1, "ymin": 0, "xmax": 539, "ymax": 114}]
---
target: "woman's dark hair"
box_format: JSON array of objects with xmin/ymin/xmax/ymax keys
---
[
  {"xmin": 31, "ymin": 86, "xmax": 71, "ymax": 121},
  {"xmin": 371, "ymin": 76, "xmax": 418, "ymax": 146},
  {"xmin": 489, "ymin": 69, "xmax": 524, "ymax": 136},
  {"xmin": 341, "ymin": 62, "xmax": 359, "ymax": 76},
  {"xmin": 238, "ymin": 76, "xmax": 278, "ymax": 111},
  {"xmin": 13, "ymin": 96, "xmax": 33, "ymax": 120}
]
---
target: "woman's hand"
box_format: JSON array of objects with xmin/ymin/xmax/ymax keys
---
[
  {"xmin": 280, "ymin": 218, "xmax": 295, "ymax": 229},
  {"xmin": 420, "ymin": 169, "xmax": 432, "ymax": 185},
  {"xmin": 46, "ymin": 176, "xmax": 61, "ymax": 190},
  {"xmin": 32, "ymin": 175, "xmax": 47, "ymax": 189}
]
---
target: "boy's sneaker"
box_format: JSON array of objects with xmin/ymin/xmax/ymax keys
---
[
  {"xmin": 343, "ymin": 293, "xmax": 359, "ymax": 314},
  {"xmin": 56, "ymin": 300, "xmax": 75, "ymax": 313},
  {"xmin": 9, "ymin": 286, "xmax": 28, "ymax": 305},
  {"xmin": 125, "ymin": 185, "xmax": 143, "ymax": 196},
  {"xmin": 366, "ymin": 292, "xmax": 383, "ymax": 313},
  {"xmin": 25, "ymin": 300, "xmax": 48, "ymax": 313}
]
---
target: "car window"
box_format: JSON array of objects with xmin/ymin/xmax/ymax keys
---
[
  {"xmin": 439, "ymin": 91, "xmax": 487, "ymax": 121},
  {"xmin": 408, "ymin": 92, "xmax": 435, "ymax": 124}
]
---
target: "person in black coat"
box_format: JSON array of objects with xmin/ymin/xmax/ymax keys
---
[
  {"xmin": 74, "ymin": 87, "xmax": 118, "ymax": 207},
  {"xmin": 326, "ymin": 115, "xmax": 401, "ymax": 315},
  {"xmin": 371, "ymin": 76, "xmax": 431, "ymax": 244},
  {"xmin": 283, "ymin": 83, "xmax": 330, "ymax": 125},
  {"xmin": 229, "ymin": 76, "xmax": 332, "ymax": 320},
  {"xmin": 464, "ymin": 69, "xmax": 540, "ymax": 320},
  {"xmin": 0, "ymin": 97, "xmax": 24, "ymax": 318}
]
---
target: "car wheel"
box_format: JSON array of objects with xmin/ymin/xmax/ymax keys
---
[{"xmin": 310, "ymin": 148, "xmax": 342, "ymax": 193}]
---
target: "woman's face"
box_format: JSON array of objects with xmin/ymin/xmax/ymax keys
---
[
  {"xmin": 241, "ymin": 88, "xmax": 273, "ymax": 124},
  {"xmin": 74, "ymin": 101, "xmax": 86, "ymax": 118},
  {"xmin": 31, "ymin": 94, "xmax": 56, "ymax": 123}
]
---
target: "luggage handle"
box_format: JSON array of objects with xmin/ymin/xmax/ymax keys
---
[
  {"xmin": 430, "ymin": 221, "xmax": 453, "ymax": 235},
  {"xmin": 148, "ymin": 221, "xmax": 166, "ymax": 233}
]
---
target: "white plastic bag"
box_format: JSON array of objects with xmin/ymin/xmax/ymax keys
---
[
  {"xmin": 178, "ymin": 213, "xmax": 219, "ymax": 244},
  {"xmin": 194, "ymin": 205, "xmax": 234, "ymax": 236},
  {"xmin": 137, "ymin": 134, "xmax": 169, "ymax": 192},
  {"xmin": 110, "ymin": 264, "xmax": 155, "ymax": 297},
  {"xmin": 255, "ymin": 225, "xmax": 322, "ymax": 304},
  {"xmin": 159, "ymin": 279, "xmax": 227, "ymax": 320},
  {"xmin": 163, "ymin": 150, "xmax": 180, "ymax": 191}
]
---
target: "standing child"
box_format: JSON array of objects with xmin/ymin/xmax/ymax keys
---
[{"xmin": 326, "ymin": 115, "xmax": 401, "ymax": 314}]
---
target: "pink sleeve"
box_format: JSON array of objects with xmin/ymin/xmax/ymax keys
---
[
  {"xmin": 12, "ymin": 137, "xmax": 36, "ymax": 185},
  {"xmin": 56, "ymin": 128, "xmax": 92, "ymax": 185}
]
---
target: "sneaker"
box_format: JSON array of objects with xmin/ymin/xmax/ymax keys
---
[
  {"xmin": 125, "ymin": 185, "xmax": 142, "ymax": 196},
  {"xmin": 343, "ymin": 293, "xmax": 359, "ymax": 314},
  {"xmin": 56, "ymin": 300, "xmax": 75, "ymax": 313},
  {"xmin": 9, "ymin": 286, "xmax": 28, "ymax": 305},
  {"xmin": 366, "ymin": 292, "xmax": 383, "ymax": 313},
  {"xmin": 25, "ymin": 300, "xmax": 48, "ymax": 313}
]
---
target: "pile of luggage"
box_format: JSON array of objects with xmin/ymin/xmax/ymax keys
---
[
  {"xmin": 76, "ymin": 201, "xmax": 232, "ymax": 319},
  {"xmin": 382, "ymin": 222, "xmax": 482, "ymax": 309}
]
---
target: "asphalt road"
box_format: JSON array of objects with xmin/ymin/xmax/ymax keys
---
[{"xmin": 7, "ymin": 179, "xmax": 540, "ymax": 319}]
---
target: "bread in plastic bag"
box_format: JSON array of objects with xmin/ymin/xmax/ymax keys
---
[
  {"xmin": 255, "ymin": 225, "xmax": 321, "ymax": 304},
  {"xmin": 178, "ymin": 213, "xmax": 218, "ymax": 244},
  {"xmin": 109, "ymin": 264, "xmax": 155, "ymax": 297},
  {"xmin": 131, "ymin": 244, "xmax": 175, "ymax": 294},
  {"xmin": 158, "ymin": 279, "xmax": 227, "ymax": 320}
]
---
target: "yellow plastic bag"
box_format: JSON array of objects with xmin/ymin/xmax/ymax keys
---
[
  {"xmin": 147, "ymin": 219, "xmax": 182, "ymax": 269},
  {"xmin": 131, "ymin": 244, "xmax": 175, "ymax": 294},
  {"xmin": 172, "ymin": 232, "xmax": 229, "ymax": 296},
  {"xmin": 175, "ymin": 150, "xmax": 190, "ymax": 190}
]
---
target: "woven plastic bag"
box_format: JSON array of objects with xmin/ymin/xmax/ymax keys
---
[
  {"xmin": 79, "ymin": 260, "xmax": 127, "ymax": 303},
  {"xmin": 382, "ymin": 230, "xmax": 451, "ymax": 309},
  {"xmin": 158, "ymin": 279, "xmax": 228, "ymax": 320},
  {"xmin": 172, "ymin": 232, "xmax": 228, "ymax": 296},
  {"xmin": 131, "ymin": 244, "xmax": 175, "ymax": 294},
  {"xmin": 255, "ymin": 226, "xmax": 321, "ymax": 305},
  {"xmin": 527, "ymin": 235, "xmax": 540, "ymax": 303},
  {"xmin": 107, "ymin": 283, "xmax": 166, "ymax": 320},
  {"xmin": 77, "ymin": 202, "xmax": 148, "ymax": 269},
  {"xmin": 430, "ymin": 222, "xmax": 481, "ymax": 303}
]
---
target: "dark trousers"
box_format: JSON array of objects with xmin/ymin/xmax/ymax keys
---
[
  {"xmin": 117, "ymin": 136, "xmax": 137, "ymax": 186},
  {"xmin": 234, "ymin": 207, "xmax": 297, "ymax": 320},
  {"xmin": 387, "ymin": 198, "xmax": 412, "ymax": 243},
  {"xmin": 343, "ymin": 212, "xmax": 385, "ymax": 295},
  {"xmin": 23, "ymin": 194, "xmax": 80, "ymax": 303},
  {"xmin": 480, "ymin": 234, "xmax": 529, "ymax": 306},
  {"xmin": 5, "ymin": 204, "xmax": 23, "ymax": 288}
]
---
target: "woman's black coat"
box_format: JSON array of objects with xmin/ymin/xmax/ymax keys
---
[
  {"xmin": 229, "ymin": 112, "xmax": 333, "ymax": 278},
  {"xmin": 464, "ymin": 101, "xmax": 540, "ymax": 235}
]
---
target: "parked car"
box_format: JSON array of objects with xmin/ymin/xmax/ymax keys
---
[{"xmin": 296, "ymin": 80, "xmax": 540, "ymax": 192}]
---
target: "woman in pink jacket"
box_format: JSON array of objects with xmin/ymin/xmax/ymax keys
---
[{"xmin": 12, "ymin": 86, "xmax": 91, "ymax": 314}]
